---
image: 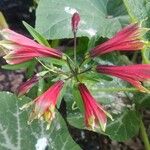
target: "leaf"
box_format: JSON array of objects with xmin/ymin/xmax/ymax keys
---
[
  {"xmin": 1, "ymin": 61, "xmax": 33, "ymax": 70},
  {"xmin": 72, "ymin": 83, "xmax": 84, "ymax": 111},
  {"xmin": 107, "ymin": 0, "xmax": 128, "ymax": 17},
  {"xmin": 23, "ymin": 21, "xmax": 50, "ymax": 47},
  {"xmin": 133, "ymin": 93, "xmax": 150, "ymax": 109},
  {"xmin": 106, "ymin": 109, "xmax": 140, "ymax": 141},
  {"xmin": 123, "ymin": 0, "xmax": 148, "ymax": 22},
  {"xmin": 35, "ymin": 0, "xmax": 125, "ymax": 39},
  {"xmin": 56, "ymin": 81, "xmax": 68, "ymax": 108},
  {"xmin": 64, "ymin": 83, "xmax": 84, "ymax": 129},
  {"xmin": 39, "ymin": 57, "xmax": 67, "ymax": 67},
  {"xmin": 0, "ymin": 92, "xmax": 81, "ymax": 150},
  {"xmin": 79, "ymin": 71, "xmax": 113, "ymax": 83},
  {"xmin": 107, "ymin": 0, "xmax": 129, "ymax": 26}
]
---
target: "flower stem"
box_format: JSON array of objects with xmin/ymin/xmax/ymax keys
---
[
  {"xmin": 73, "ymin": 31, "xmax": 77, "ymax": 64},
  {"xmin": 66, "ymin": 57, "xmax": 79, "ymax": 82},
  {"xmin": 36, "ymin": 58, "xmax": 67, "ymax": 76},
  {"xmin": 65, "ymin": 66, "xmax": 92, "ymax": 81},
  {"xmin": 140, "ymin": 118, "xmax": 150, "ymax": 150}
]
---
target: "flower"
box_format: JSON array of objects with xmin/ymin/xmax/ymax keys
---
[
  {"xmin": 78, "ymin": 83, "xmax": 112, "ymax": 132},
  {"xmin": 17, "ymin": 75, "xmax": 40, "ymax": 97},
  {"xmin": 0, "ymin": 29, "xmax": 63, "ymax": 64},
  {"xmin": 96, "ymin": 64, "xmax": 150, "ymax": 93},
  {"xmin": 90, "ymin": 23, "xmax": 147, "ymax": 57},
  {"xmin": 71, "ymin": 12, "xmax": 80, "ymax": 33},
  {"xmin": 27, "ymin": 80, "xmax": 64, "ymax": 129}
]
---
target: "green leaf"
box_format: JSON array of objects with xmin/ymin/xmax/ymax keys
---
[
  {"xmin": 23, "ymin": 21, "xmax": 50, "ymax": 47},
  {"xmin": 1, "ymin": 61, "xmax": 33, "ymax": 70},
  {"xmin": 35, "ymin": 0, "xmax": 125, "ymax": 39},
  {"xmin": 79, "ymin": 71, "xmax": 113, "ymax": 83},
  {"xmin": 72, "ymin": 83, "xmax": 84, "ymax": 111},
  {"xmin": 106, "ymin": 110, "xmax": 140, "ymax": 141},
  {"xmin": 37, "ymin": 78, "xmax": 45, "ymax": 96},
  {"xmin": 107, "ymin": 0, "xmax": 128, "ymax": 17},
  {"xmin": 123, "ymin": 0, "xmax": 148, "ymax": 22},
  {"xmin": 0, "ymin": 92, "xmax": 81, "ymax": 150},
  {"xmin": 39, "ymin": 57, "xmax": 67, "ymax": 67},
  {"xmin": 107, "ymin": 0, "xmax": 129, "ymax": 26},
  {"xmin": 133, "ymin": 93, "xmax": 150, "ymax": 109},
  {"xmin": 26, "ymin": 60, "xmax": 37, "ymax": 78},
  {"xmin": 56, "ymin": 81, "xmax": 68, "ymax": 108},
  {"xmin": 64, "ymin": 83, "xmax": 84, "ymax": 129}
]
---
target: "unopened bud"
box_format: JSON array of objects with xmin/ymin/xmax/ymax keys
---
[{"xmin": 71, "ymin": 12, "xmax": 80, "ymax": 33}]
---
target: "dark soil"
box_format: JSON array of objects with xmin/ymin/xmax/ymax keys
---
[{"xmin": 0, "ymin": 1, "xmax": 146, "ymax": 150}]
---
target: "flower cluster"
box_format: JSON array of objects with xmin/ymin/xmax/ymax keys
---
[{"xmin": 0, "ymin": 12, "xmax": 150, "ymax": 132}]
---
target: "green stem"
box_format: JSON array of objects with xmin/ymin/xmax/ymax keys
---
[
  {"xmin": 65, "ymin": 67, "xmax": 92, "ymax": 80},
  {"xmin": 66, "ymin": 58, "xmax": 75, "ymax": 74},
  {"xmin": 36, "ymin": 58, "xmax": 68, "ymax": 76},
  {"xmin": 65, "ymin": 54, "xmax": 76, "ymax": 68},
  {"xmin": 73, "ymin": 31, "xmax": 77, "ymax": 64},
  {"xmin": 66, "ymin": 58, "xmax": 79, "ymax": 82},
  {"xmin": 140, "ymin": 118, "xmax": 150, "ymax": 150}
]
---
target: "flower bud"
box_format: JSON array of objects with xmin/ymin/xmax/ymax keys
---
[{"xmin": 71, "ymin": 12, "xmax": 80, "ymax": 33}]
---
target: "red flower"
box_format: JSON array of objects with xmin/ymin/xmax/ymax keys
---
[
  {"xmin": 0, "ymin": 29, "xmax": 63, "ymax": 64},
  {"xmin": 90, "ymin": 23, "xmax": 146, "ymax": 57},
  {"xmin": 28, "ymin": 80, "xmax": 64, "ymax": 129},
  {"xmin": 17, "ymin": 75, "xmax": 40, "ymax": 97},
  {"xmin": 71, "ymin": 12, "xmax": 80, "ymax": 33},
  {"xmin": 96, "ymin": 64, "xmax": 150, "ymax": 92},
  {"xmin": 78, "ymin": 83, "xmax": 112, "ymax": 132}
]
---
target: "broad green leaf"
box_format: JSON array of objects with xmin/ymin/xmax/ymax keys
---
[
  {"xmin": 23, "ymin": 21, "xmax": 50, "ymax": 47},
  {"xmin": 56, "ymin": 81, "xmax": 68, "ymax": 108},
  {"xmin": 106, "ymin": 110, "xmax": 140, "ymax": 141},
  {"xmin": 0, "ymin": 92, "xmax": 81, "ymax": 150},
  {"xmin": 72, "ymin": 83, "xmax": 84, "ymax": 111},
  {"xmin": 107, "ymin": 0, "xmax": 128, "ymax": 17},
  {"xmin": 96, "ymin": 53, "xmax": 132, "ymax": 65},
  {"xmin": 35, "ymin": 0, "xmax": 125, "ymax": 39},
  {"xmin": 79, "ymin": 71, "xmax": 113, "ymax": 82},
  {"xmin": 123, "ymin": 0, "xmax": 148, "ymax": 22},
  {"xmin": 133, "ymin": 93, "xmax": 150, "ymax": 109},
  {"xmin": 64, "ymin": 82, "xmax": 84, "ymax": 129},
  {"xmin": 26, "ymin": 60, "xmax": 37, "ymax": 78},
  {"xmin": 1, "ymin": 61, "xmax": 33, "ymax": 70},
  {"xmin": 107, "ymin": 0, "xmax": 129, "ymax": 26}
]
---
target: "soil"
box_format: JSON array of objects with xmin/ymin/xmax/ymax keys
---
[{"xmin": 0, "ymin": 1, "xmax": 148, "ymax": 150}]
